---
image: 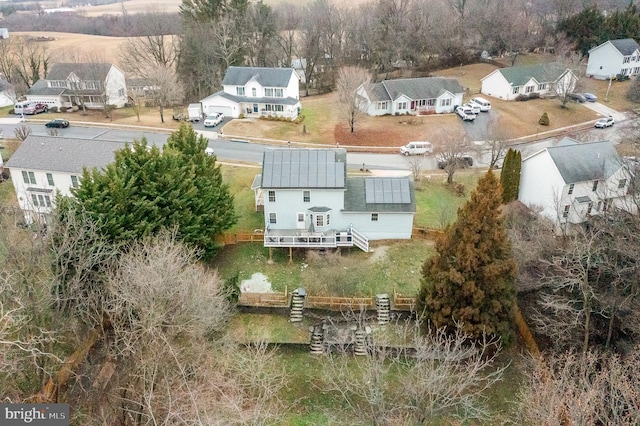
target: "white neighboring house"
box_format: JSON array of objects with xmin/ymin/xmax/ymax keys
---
[
  {"xmin": 25, "ymin": 63, "xmax": 128, "ymax": 110},
  {"xmin": 252, "ymin": 148, "xmax": 416, "ymax": 253},
  {"xmin": 200, "ymin": 66, "xmax": 301, "ymax": 119},
  {"xmin": 518, "ymin": 138, "xmax": 635, "ymax": 234},
  {"xmin": 586, "ymin": 38, "xmax": 640, "ymax": 80},
  {"xmin": 4, "ymin": 135, "xmax": 130, "ymax": 225},
  {"xmin": 0, "ymin": 28, "xmax": 8, "ymax": 39},
  {"xmin": 357, "ymin": 77, "xmax": 464, "ymax": 116},
  {"xmin": 481, "ymin": 62, "xmax": 577, "ymax": 101}
]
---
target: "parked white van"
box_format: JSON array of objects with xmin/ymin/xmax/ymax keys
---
[
  {"xmin": 470, "ymin": 97, "xmax": 491, "ymax": 111},
  {"xmin": 400, "ymin": 141, "xmax": 433, "ymax": 156},
  {"xmin": 13, "ymin": 101, "xmax": 34, "ymax": 115}
]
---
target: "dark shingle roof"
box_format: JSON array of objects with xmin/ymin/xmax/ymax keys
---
[
  {"xmin": 201, "ymin": 90, "xmax": 300, "ymax": 106},
  {"xmin": 26, "ymin": 79, "xmax": 67, "ymax": 96},
  {"xmin": 609, "ymin": 38, "xmax": 640, "ymax": 55},
  {"xmin": 497, "ymin": 62, "xmax": 568, "ymax": 86},
  {"xmin": 5, "ymin": 135, "xmax": 127, "ymax": 174},
  {"xmin": 547, "ymin": 138, "xmax": 623, "ymax": 183},
  {"xmin": 261, "ymin": 148, "xmax": 346, "ymax": 189},
  {"xmin": 47, "ymin": 63, "xmax": 113, "ymax": 81},
  {"xmin": 222, "ymin": 67, "xmax": 294, "ymax": 87},
  {"xmin": 365, "ymin": 77, "xmax": 463, "ymax": 102},
  {"xmin": 343, "ymin": 177, "xmax": 416, "ymax": 213}
]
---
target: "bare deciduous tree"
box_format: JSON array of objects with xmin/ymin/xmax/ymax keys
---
[
  {"xmin": 516, "ymin": 349, "xmax": 640, "ymax": 425},
  {"xmin": 433, "ymin": 132, "xmax": 470, "ymax": 184},
  {"xmin": 319, "ymin": 317, "xmax": 505, "ymax": 425},
  {"xmin": 13, "ymin": 124, "xmax": 31, "ymax": 141},
  {"xmin": 335, "ymin": 66, "xmax": 371, "ymax": 133}
]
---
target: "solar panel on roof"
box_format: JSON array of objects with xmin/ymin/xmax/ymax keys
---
[{"xmin": 365, "ymin": 178, "xmax": 411, "ymax": 204}]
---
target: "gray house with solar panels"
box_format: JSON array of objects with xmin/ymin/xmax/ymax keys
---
[{"xmin": 252, "ymin": 148, "xmax": 416, "ymax": 253}]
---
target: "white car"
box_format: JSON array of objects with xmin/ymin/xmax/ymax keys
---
[
  {"xmin": 463, "ymin": 102, "xmax": 481, "ymax": 114},
  {"xmin": 204, "ymin": 147, "xmax": 215, "ymax": 156},
  {"xmin": 455, "ymin": 106, "xmax": 476, "ymax": 121},
  {"xmin": 594, "ymin": 116, "xmax": 614, "ymax": 128},
  {"xmin": 204, "ymin": 113, "xmax": 223, "ymax": 127}
]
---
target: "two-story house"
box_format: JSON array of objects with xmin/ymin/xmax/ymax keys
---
[
  {"xmin": 518, "ymin": 138, "xmax": 635, "ymax": 234},
  {"xmin": 25, "ymin": 63, "xmax": 128, "ymax": 110},
  {"xmin": 252, "ymin": 148, "xmax": 416, "ymax": 255},
  {"xmin": 481, "ymin": 62, "xmax": 576, "ymax": 101},
  {"xmin": 357, "ymin": 77, "xmax": 464, "ymax": 116},
  {"xmin": 200, "ymin": 67, "xmax": 301, "ymax": 119},
  {"xmin": 587, "ymin": 38, "xmax": 640, "ymax": 80},
  {"xmin": 4, "ymin": 135, "xmax": 130, "ymax": 224}
]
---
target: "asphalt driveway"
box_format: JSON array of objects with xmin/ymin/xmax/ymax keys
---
[
  {"xmin": 459, "ymin": 109, "xmax": 497, "ymax": 142},
  {"xmin": 581, "ymin": 101, "xmax": 628, "ymax": 122}
]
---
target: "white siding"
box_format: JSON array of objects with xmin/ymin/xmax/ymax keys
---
[
  {"xmin": 518, "ymin": 150, "xmax": 566, "ymax": 221},
  {"xmin": 342, "ymin": 212, "xmax": 414, "ymax": 240},
  {"xmin": 587, "ymin": 42, "xmax": 625, "ymax": 80},
  {"xmin": 481, "ymin": 70, "xmax": 511, "ymax": 100},
  {"xmin": 105, "ymin": 66, "xmax": 127, "ymax": 108}
]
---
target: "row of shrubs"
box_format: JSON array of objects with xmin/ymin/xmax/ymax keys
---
[{"xmin": 515, "ymin": 92, "xmax": 541, "ymax": 102}]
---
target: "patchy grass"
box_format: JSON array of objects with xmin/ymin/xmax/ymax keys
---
[
  {"xmin": 220, "ymin": 164, "xmax": 264, "ymax": 232},
  {"xmin": 227, "ymin": 313, "xmax": 313, "ymax": 343}
]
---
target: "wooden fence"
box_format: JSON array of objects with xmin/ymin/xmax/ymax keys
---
[{"xmin": 237, "ymin": 288, "xmax": 418, "ymax": 312}]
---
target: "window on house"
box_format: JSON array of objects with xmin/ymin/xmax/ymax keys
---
[
  {"xmin": 398, "ymin": 101, "xmax": 407, "ymax": 110},
  {"xmin": 71, "ymin": 175, "xmax": 79, "ymax": 188},
  {"xmin": 568, "ymin": 183, "xmax": 574, "ymax": 195},
  {"xmin": 326, "ymin": 213, "xmax": 330, "ymax": 226},
  {"xmin": 31, "ymin": 194, "xmax": 38, "ymax": 206},
  {"xmin": 37, "ymin": 194, "xmax": 45, "ymax": 207},
  {"xmin": 624, "ymin": 57, "xmax": 631, "ymax": 64},
  {"xmin": 512, "ymin": 87, "xmax": 520, "ymax": 94},
  {"xmin": 46, "ymin": 173, "xmax": 54, "ymax": 186},
  {"xmin": 236, "ymin": 87, "xmax": 245, "ymax": 96},
  {"xmin": 592, "ymin": 180, "xmax": 599, "ymax": 192},
  {"xmin": 603, "ymin": 199, "xmax": 611, "ymax": 212},
  {"xmin": 265, "ymin": 88, "xmax": 273, "ymax": 97},
  {"xmin": 274, "ymin": 88, "xmax": 283, "ymax": 97},
  {"xmin": 316, "ymin": 215, "xmax": 324, "ymax": 227},
  {"xmin": 44, "ymin": 196, "xmax": 51, "ymax": 207},
  {"xmin": 440, "ymin": 98, "xmax": 451, "ymax": 107},
  {"xmin": 587, "ymin": 202, "xmax": 593, "ymax": 214},
  {"xmin": 303, "ymin": 191, "xmax": 310, "ymax": 202},
  {"xmin": 562, "ymin": 205, "xmax": 570, "ymax": 218},
  {"xmin": 297, "ymin": 213, "xmax": 305, "ymax": 223},
  {"xmin": 252, "ymin": 88, "xmax": 257, "ymax": 97},
  {"xmin": 525, "ymin": 86, "xmax": 534, "ymax": 93},
  {"xmin": 633, "ymin": 56, "xmax": 637, "ymax": 62},
  {"xmin": 376, "ymin": 101, "xmax": 388, "ymax": 110},
  {"xmin": 618, "ymin": 178, "xmax": 627, "ymax": 189},
  {"xmin": 118, "ymin": 88, "xmax": 125, "ymax": 97},
  {"xmin": 268, "ymin": 190, "xmax": 276, "ymax": 202},
  {"xmin": 269, "ymin": 212, "xmax": 277, "ymax": 224},
  {"xmin": 538, "ymin": 83, "xmax": 547, "ymax": 90},
  {"xmin": 371, "ymin": 213, "xmax": 379, "ymax": 221},
  {"xmin": 22, "ymin": 171, "xmax": 36, "ymax": 185}
]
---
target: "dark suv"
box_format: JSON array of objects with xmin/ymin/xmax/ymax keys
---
[{"xmin": 437, "ymin": 155, "xmax": 474, "ymax": 169}]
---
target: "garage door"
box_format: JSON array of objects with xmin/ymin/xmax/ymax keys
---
[{"xmin": 207, "ymin": 105, "xmax": 233, "ymax": 117}]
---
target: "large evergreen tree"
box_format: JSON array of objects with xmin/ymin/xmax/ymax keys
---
[
  {"xmin": 500, "ymin": 148, "xmax": 521, "ymax": 204},
  {"xmin": 71, "ymin": 123, "xmax": 236, "ymax": 258},
  {"xmin": 417, "ymin": 170, "xmax": 516, "ymax": 342}
]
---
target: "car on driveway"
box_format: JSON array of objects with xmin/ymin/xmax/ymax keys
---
[
  {"xmin": 455, "ymin": 106, "xmax": 476, "ymax": 121},
  {"xmin": 594, "ymin": 116, "xmax": 614, "ymax": 128},
  {"xmin": 569, "ymin": 93, "xmax": 586, "ymax": 103},
  {"xmin": 45, "ymin": 119, "xmax": 69, "ymax": 128},
  {"xmin": 582, "ymin": 93, "xmax": 597, "ymax": 102},
  {"xmin": 204, "ymin": 113, "xmax": 223, "ymax": 127},
  {"xmin": 463, "ymin": 102, "xmax": 481, "ymax": 114}
]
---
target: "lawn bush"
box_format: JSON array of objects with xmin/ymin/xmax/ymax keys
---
[{"xmin": 539, "ymin": 112, "xmax": 550, "ymax": 126}]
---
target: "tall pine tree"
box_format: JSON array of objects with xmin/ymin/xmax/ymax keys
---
[
  {"xmin": 70, "ymin": 123, "xmax": 236, "ymax": 258},
  {"xmin": 500, "ymin": 148, "xmax": 521, "ymax": 204},
  {"xmin": 417, "ymin": 170, "xmax": 516, "ymax": 342}
]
